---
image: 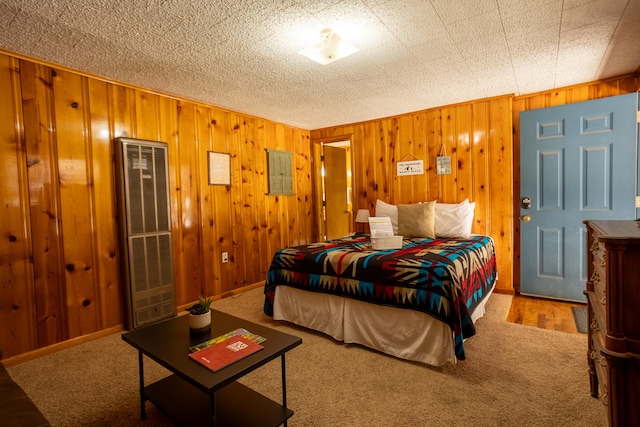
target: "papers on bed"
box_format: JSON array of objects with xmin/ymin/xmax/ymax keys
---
[
  {"xmin": 368, "ymin": 216, "xmax": 403, "ymax": 249},
  {"xmin": 368, "ymin": 216, "xmax": 393, "ymax": 237}
]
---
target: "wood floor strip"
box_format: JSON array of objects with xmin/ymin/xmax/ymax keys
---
[{"xmin": 506, "ymin": 295, "xmax": 586, "ymax": 334}]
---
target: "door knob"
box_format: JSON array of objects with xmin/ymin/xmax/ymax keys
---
[{"xmin": 521, "ymin": 215, "xmax": 531, "ymax": 222}]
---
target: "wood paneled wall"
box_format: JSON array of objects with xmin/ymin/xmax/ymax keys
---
[
  {"xmin": 311, "ymin": 96, "xmax": 515, "ymax": 294},
  {"xmin": 0, "ymin": 52, "xmax": 312, "ymax": 359},
  {"xmin": 511, "ymin": 73, "xmax": 640, "ymax": 293}
]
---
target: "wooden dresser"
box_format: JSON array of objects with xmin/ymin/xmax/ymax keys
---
[{"xmin": 584, "ymin": 220, "xmax": 640, "ymax": 427}]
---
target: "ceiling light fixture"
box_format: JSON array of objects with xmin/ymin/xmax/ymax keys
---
[{"xmin": 299, "ymin": 28, "xmax": 359, "ymax": 65}]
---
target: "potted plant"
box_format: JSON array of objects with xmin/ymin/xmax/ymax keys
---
[{"xmin": 186, "ymin": 295, "xmax": 212, "ymax": 335}]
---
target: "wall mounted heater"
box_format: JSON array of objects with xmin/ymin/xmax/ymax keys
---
[{"xmin": 115, "ymin": 137, "xmax": 176, "ymax": 329}]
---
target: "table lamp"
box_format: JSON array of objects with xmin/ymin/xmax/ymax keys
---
[{"xmin": 355, "ymin": 209, "xmax": 370, "ymax": 233}]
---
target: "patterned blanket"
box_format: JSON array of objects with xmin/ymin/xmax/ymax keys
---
[{"xmin": 264, "ymin": 235, "xmax": 497, "ymax": 360}]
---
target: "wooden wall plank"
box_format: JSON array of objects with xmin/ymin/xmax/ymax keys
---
[
  {"xmin": 240, "ymin": 117, "xmax": 259, "ymax": 285},
  {"xmin": 362, "ymin": 123, "xmax": 378, "ymax": 207},
  {"xmin": 196, "ymin": 105, "xmax": 216, "ymax": 298},
  {"xmin": 283, "ymin": 127, "xmax": 298, "ymax": 247},
  {"xmin": 471, "ymin": 102, "xmax": 489, "ymax": 234},
  {"xmin": 487, "ymin": 97, "xmax": 513, "ymax": 293},
  {"xmin": 395, "ymin": 114, "xmax": 415, "ymax": 202},
  {"xmin": 426, "ymin": 109, "xmax": 442, "ymax": 200},
  {"xmin": 134, "ymin": 91, "xmax": 160, "ymax": 141},
  {"xmin": 254, "ymin": 120, "xmax": 269, "ymax": 278},
  {"xmin": 227, "ymin": 113, "xmax": 245, "ymax": 291},
  {"xmin": 439, "ymin": 106, "xmax": 457, "ymax": 203},
  {"xmin": 110, "ymin": 85, "xmax": 135, "ymax": 139},
  {"xmin": 19, "ymin": 60, "xmax": 69, "ymax": 346},
  {"xmin": 295, "ymin": 130, "xmax": 312, "ymax": 245},
  {"xmin": 210, "ymin": 109, "xmax": 231, "ymax": 295},
  {"xmin": 455, "ymin": 104, "xmax": 472, "ymax": 203},
  {"xmin": 160, "ymin": 98, "xmax": 185, "ymax": 305},
  {"xmin": 387, "ymin": 117, "xmax": 399, "ymax": 203},
  {"xmin": 87, "ymin": 78, "xmax": 122, "ymax": 329},
  {"xmin": 412, "ymin": 113, "xmax": 428, "ymax": 201},
  {"xmin": 377, "ymin": 120, "xmax": 392, "ymax": 202},
  {"xmin": 53, "ymin": 69, "xmax": 101, "ymax": 337},
  {"xmin": 175, "ymin": 101, "xmax": 203, "ymax": 301},
  {"xmin": 0, "ymin": 54, "xmax": 37, "ymax": 355}
]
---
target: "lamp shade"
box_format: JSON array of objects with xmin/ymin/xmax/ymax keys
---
[{"xmin": 355, "ymin": 209, "xmax": 370, "ymax": 223}]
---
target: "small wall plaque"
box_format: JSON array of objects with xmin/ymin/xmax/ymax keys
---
[
  {"xmin": 397, "ymin": 160, "xmax": 424, "ymax": 176},
  {"xmin": 208, "ymin": 151, "xmax": 231, "ymax": 185},
  {"xmin": 436, "ymin": 156, "xmax": 451, "ymax": 175}
]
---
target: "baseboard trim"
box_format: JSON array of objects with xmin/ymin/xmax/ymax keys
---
[
  {"xmin": 178, "ymin": 281, "xmax": 265, "ymax": 312},
  {"xmin": 2, "ymin": 325, "xmax": 124, "ymax": 367}
]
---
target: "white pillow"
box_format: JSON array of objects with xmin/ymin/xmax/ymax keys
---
[
  {"xmin": 375, "ymin": 199, "xmax": 398, "ymax": 235},
  {"xmin": 435, "ymin": 199, "xmax": 475, "ymax": 238}
]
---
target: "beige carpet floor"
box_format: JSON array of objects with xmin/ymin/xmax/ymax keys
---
[{"xmin": 8, "ymin": 289, "xmax": 607, "ymax": 426}]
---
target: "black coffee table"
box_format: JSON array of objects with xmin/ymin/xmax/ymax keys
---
[{"xmin": 122, "ymin": 309, "xmax": 302, "ymax": 426}]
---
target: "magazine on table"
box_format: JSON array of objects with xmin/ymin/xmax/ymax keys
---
[
  {"xmin": 189, "ymin": 328, "xmax": 266, "ymax": 353},
  {"xmin": 189, "ymin": 335, "xmax": 264, "ymax": 372}
]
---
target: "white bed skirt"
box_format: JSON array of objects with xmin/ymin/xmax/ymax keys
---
[{"xmin": 273, "ymin": 285, "xmax": 494, "ymax": 366}]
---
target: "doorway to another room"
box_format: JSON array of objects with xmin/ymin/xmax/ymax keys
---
[{"xmin": 312, "ymin": 136, "xmax": 354, "ymax": 241}]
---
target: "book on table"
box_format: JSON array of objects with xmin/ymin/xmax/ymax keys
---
[
  {"xmin": 189, "ymin": 335, "xmax": 264, "ymax": 372},
  {"xmin": 189, "ymin": 328, "xmax": 267, "ymax": 353}
]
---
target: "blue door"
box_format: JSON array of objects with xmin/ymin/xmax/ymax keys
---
[{"xmin": 520, "ymin": 93, "xmax": 638, "ymax": 301}]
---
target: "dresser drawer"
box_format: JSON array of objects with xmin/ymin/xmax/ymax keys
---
[
  {"xmin": 587, "ymin": 291, "xmax": 606, "ymax": 336},
  {"xmin": 591, "ymin": 262, "xmax": 607, "ymax": 318},
  {"xmin": 590, "ymin": 328, "xmax": 609, "ymax": 407},
  {"xmin": 589, "ymin": 235, "xmax": 607, "ymax": 321}
]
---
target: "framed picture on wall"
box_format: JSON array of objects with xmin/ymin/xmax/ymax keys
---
[
  {"xmin": 266, "ymin": 149, "xmax": 294, "ymax": 195},
  {"xmin": 208, "ymin": 151, "xmax": 231, "ymax": 186},
  {"xmin": 436, "ymin": 155, "xmax": 451, "ymax": 175}
]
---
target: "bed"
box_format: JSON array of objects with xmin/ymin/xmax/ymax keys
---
[{"xmin": 263, "ymin": 227, "xmax": 497, "ymax": 366}]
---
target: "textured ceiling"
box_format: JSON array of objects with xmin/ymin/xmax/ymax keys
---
[{"xmin": 1, "ymin": 0, "xmax": 639, "ymax": 130}]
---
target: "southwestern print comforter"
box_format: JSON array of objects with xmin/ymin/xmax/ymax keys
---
[{"xmin": 263, "ymin": 235, "xmax": 497, "ymax": 361}]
